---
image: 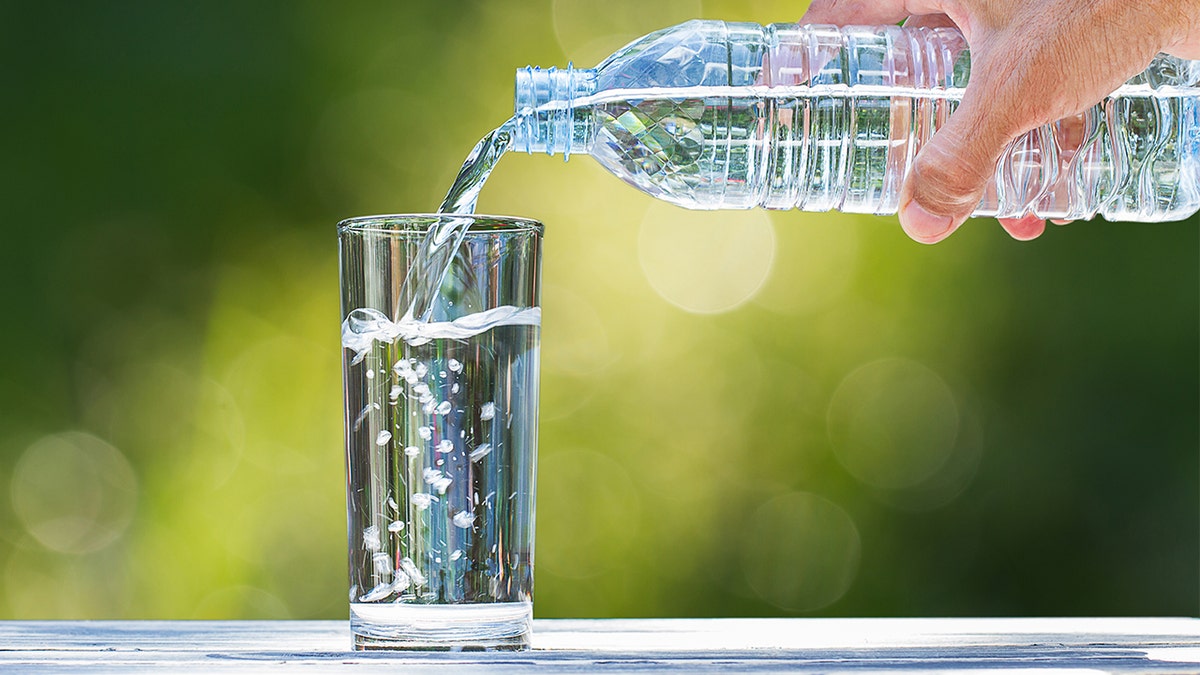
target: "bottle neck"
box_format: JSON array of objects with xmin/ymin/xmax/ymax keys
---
[{"xmin": 513, "ymin": 65, "xmax": 598, "ymax": 158}]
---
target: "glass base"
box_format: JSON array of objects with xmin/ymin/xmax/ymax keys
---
[{"xmin": 350, "ymin": 601, "xmax": 532, "ymax": 651}]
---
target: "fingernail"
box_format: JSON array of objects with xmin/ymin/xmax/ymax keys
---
[{"xmin": 900, "ymin": 200, "xmax": 956, "ymax": 244}]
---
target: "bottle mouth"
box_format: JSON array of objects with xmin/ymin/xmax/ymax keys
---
[{"xmin": 513, "ymin": 64, "xmax": 597, "ymax": 157}]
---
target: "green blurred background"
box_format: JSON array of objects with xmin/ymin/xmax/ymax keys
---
[{"xmin": 1, "ymin": 0, "xmax": 1196, "ymax": 620}]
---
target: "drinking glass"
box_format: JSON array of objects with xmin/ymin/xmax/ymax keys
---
[{"xmin": 339, "ymin": 214, "xmax": 542, "ymax": 650}]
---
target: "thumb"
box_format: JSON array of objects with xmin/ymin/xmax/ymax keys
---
[{"xmin": 899, "ymin": 91, "xmax": 1017, "ymax": 244}]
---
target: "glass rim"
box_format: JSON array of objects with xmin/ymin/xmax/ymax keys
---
[{"xmin": 337, "ymin": 213, "xmax": 543, "ymax": 236}]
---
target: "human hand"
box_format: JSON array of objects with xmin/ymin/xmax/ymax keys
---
[{"xmin": 800, "ymin": 0, "xmax": 1200, "ymax": 243}]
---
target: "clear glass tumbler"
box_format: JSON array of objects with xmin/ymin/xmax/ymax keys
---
[{"xmin": 339, "ymin": 214, "xmax": 542, "ymax": 650}]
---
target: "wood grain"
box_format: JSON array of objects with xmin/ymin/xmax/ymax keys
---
[{"xmin": 1, "ymin": 617, "xmax": 1197, "ymax": 672}]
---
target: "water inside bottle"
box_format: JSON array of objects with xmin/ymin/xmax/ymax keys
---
[{"xmin": 388, "ymin": 59, "xmax": 1200, "ymax": 328}]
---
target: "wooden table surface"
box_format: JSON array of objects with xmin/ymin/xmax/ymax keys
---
[{"xmin": 1, "ymin": 617, "xmax": 1198, "ymax": 672}]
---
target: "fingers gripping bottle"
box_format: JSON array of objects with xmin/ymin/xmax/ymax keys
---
[{"xmin": 513, "ymin": 20, "xmax": 1200, "ymax": 222}]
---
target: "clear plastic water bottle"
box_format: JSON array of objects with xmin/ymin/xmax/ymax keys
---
[{"xmin": 513, "ymin": 20, "xmax": 1200, "ymax": 221}]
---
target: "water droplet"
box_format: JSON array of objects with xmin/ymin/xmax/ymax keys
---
[
  {"xmin": 452, "ymin": 511, "xmax": 474, "ymax": 528},
  {"xmin": 435, "ymin": 401, "xmax": 452, "ymax": 416},
  {"xmin": 417, "ymin": 427, "xmax": 433, "ymax": 440},
  {"xmin": 448, "ymin": 359, "xmax": 463, "ymax": 373},
  {"xmin": 375, "ymin": 430, "xmax": 392, "ymax": 446},
  {"xmin": 388, "ymin": 520, "xmax": 405, "ymax": 533},
  {"xmin": 480, "ymin": 402, "xmax": 496, "ymax": 421}
]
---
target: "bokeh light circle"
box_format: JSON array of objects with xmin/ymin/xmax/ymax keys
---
[
  {"xmin": 638, "ymin": 203, "xmax": 776, "ymax": 314},
  {"xmin": 740, "ymin": 492, "xmax": 861, "ymax": 612},
  {"xmin": 11, "ymin": 431, "xmax": 138, "ymax": 554},
  {"xmin": 827, "ymin": 358, "xmax": 960, "ymax": 490}
]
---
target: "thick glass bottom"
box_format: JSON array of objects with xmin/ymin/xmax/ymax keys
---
[{"xmin": 350, "ymin": 601, "xmax": 532, "ymax": 651}]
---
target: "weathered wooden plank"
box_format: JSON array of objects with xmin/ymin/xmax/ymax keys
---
[{"xmin": 0, "ymin": 618, "xmax": 1196, "ymax": 673}]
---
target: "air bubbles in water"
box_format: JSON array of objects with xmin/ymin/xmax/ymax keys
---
[
  {"xmin": 362, "ymin": 525, "xmax": 381, "ymax": 552},
  {"xmin": 400, "ymin": 557, "xmax": 427, "ymax": 586},
  {"xmin": 469, "ymin": 443, "xmax": 493, "ymax": 463},
  {"xmin": 422, "ymin": 467, "xmax": 453, "ymax": 494},
  {"xmin": 359, "ymin": 582, "xmax": 393, "ymax": 603},
  {"xmin": 392, "ymin": 569, "xmax": 411, "ymax": 593}
]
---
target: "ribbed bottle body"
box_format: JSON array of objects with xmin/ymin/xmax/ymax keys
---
[{"xmin": 515, "ymin": 21, "xmax": 1200, "ymax": 221}]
